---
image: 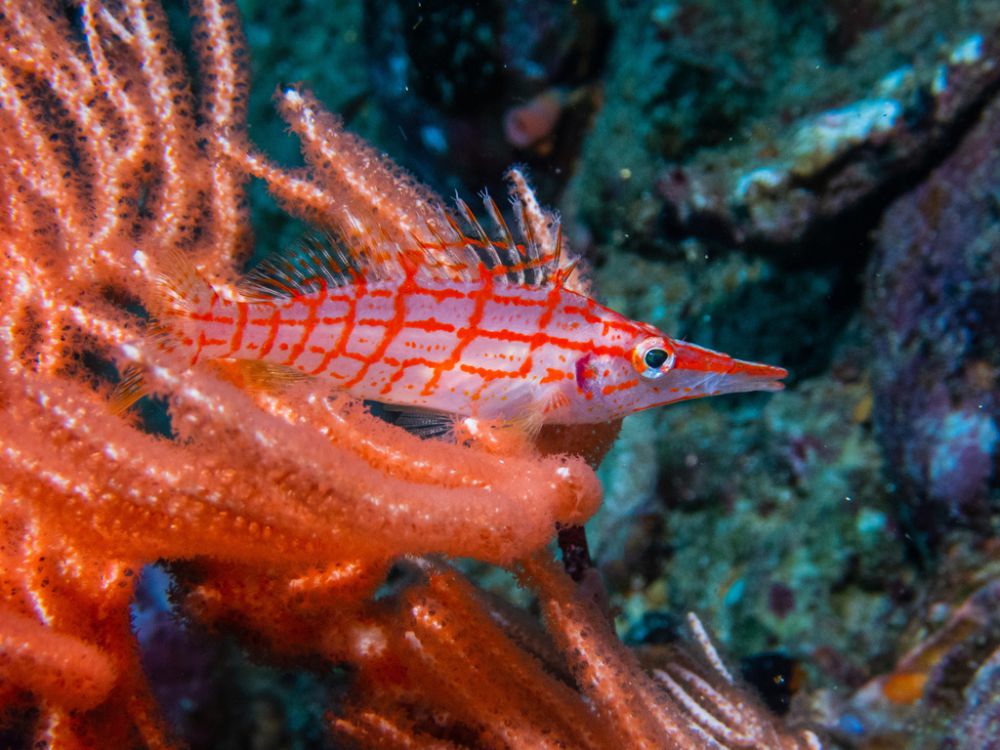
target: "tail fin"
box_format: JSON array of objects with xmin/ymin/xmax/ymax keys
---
[{"xmin": 110, "ymin": 250, "xmax": 214, "ymax": 414}]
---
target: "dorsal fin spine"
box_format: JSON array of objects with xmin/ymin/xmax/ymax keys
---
[
  {"xmin": 483, "ymin": 193, "xmax": 517, "ymax": 254},
  {"xmin": 457, "ymin": 197, "xmax": 492, "ymax": 250},
  {"xmin": 513, "ymin": 199, "xmax": 538, "ymax": 257}
]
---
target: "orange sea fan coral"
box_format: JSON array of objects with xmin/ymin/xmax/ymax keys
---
[
  {"xmin": 0, "ymin": 0, "xmax": 600, "ymax": 743},
  {"xmin": 0, "ymin": 0, "xmax": 602, "ymax": 555},
  {"xmin": 309, "ymin": 555, "xmax": 822, "ymax": 750}
]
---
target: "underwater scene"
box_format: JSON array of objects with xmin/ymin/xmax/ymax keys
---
[{"xmin": 0, "ymin": 0, "xmax": 998, "ymax": 748}]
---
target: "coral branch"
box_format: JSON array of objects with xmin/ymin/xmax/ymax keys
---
[{"xmin": 0, "ymin": 608, "xmax": 115, "ymax": 711}]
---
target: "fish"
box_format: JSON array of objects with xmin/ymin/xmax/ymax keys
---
[{"xmin": 116, "ymin": 169, "xmax": 786, "ymax": 433}]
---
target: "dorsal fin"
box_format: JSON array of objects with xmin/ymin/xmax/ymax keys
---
[
  {"xmin": 239, "ymin": 174, "xmax": 566, "ymax": 299},
  {"xmin": 238, "ymin": 232, "xmax": 361, "ymax": 299},
  {"xmin": 435, "ymin": 178, "xmax": 564, "ymax": 288}
]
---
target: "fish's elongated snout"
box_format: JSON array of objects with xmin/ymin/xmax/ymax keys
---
[{"xmin": 669, "ymin": 340, "xmax": 788, "ymax": 396}]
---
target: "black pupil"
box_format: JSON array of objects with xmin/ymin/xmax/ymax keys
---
[{"xmin": 644, "ymin": 348, "xmax": 669, "ymax": 369}]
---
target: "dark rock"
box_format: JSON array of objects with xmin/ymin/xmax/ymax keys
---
[{"xmin": 867, "ymin": 91, "xmax": 1000, "ymax": 540}]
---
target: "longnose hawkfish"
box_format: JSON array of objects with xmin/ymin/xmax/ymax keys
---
[{"xmin": 117, "ymin": 169, "xmax": 786, "ymax": 434}]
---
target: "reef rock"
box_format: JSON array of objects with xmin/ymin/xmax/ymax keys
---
[{"xmin": 867, "ymin": 89, "xmax": 1000, "ymax": 538}]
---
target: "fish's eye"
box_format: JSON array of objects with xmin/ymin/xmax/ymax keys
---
[
  {"xmin": 632, "ymin": 337, "xmax": 675, "ymax": 380},
  {"xmin": 644, "ymin": 348, "xmax": 669, "ymax": 369}
]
